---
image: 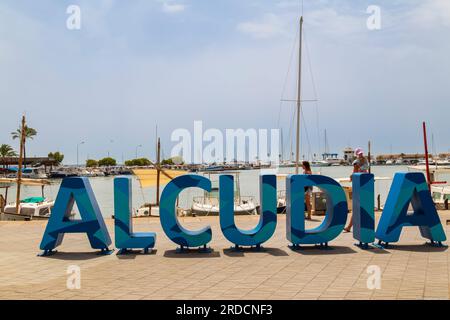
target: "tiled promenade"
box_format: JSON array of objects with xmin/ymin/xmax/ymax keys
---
[{"xmin": 0, "ymin": 212, "xmax": 449, "ymax": 300}]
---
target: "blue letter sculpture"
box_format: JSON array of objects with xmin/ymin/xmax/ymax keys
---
[
  {"xmin": 39, "ymin": 177, "xmax": 112, "ymax": 256},
  {"xmin": 160, "ymin": 175, "xmax": 212, "ymax": 251},
  {"xmin": 114, "ymin": 177, "xmax": 156, "ymax": 254},
  {"xmin": 352, "ymin": 173, "xmax": 375, "ymax": 248},
  {"xmin": 376, "ymin": 172, "xmax": 446, "ymax": 247},
  {"xmin": 219, "ymin": 175, "xmax": 277, "ymax": 250},
  {"xmin": 287, "ymin": 174, "xmax": 348, "ymax": 248}
]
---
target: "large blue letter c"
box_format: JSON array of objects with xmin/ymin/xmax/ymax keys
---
[{"xmin": 160, "ymin": 175, "xmax": 212, "ymax": 249}]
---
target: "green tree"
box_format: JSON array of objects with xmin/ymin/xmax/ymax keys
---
[
  {"xmin": 86, "ymin": 159, "xmax": 99, "ymax": 168},
  {"xmin": 161, "ymin": 158, "xmax": 174, "ymax": 165},
  {"xmin": 11, "ymin": 125, "xmax": 37, "ymax": 168},
  {"xmin": 161, "ymin": 156, "xmax": 183, "ymax": 166},
  {"xmin": 48, "ymin": 151, "xmax": 64, "ymax": 165},
  {"xmin": 98, "ymin": 157, "xmax": 117, "ymax": 167},
  {"xmin": 124, "ymin": 158, "xmax": 151, "ymax": 166},
  {"xmin": 0, "ymin": 144, "xmax": 18, "ymax": 168}
]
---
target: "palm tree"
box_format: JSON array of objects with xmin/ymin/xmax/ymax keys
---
[
  {"xmin": 0, "ymin": 144, "xmax": 18, "ymax": 169},
  {"xmin": 11, "ymin": 126, "xmax": 37, "ymax": 168},
  {"xmin": 48, "ymin": 152, "xmax": 64, "ymax": 166}
]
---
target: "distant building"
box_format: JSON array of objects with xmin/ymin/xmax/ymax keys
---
[
  {"xmin": 343, "ymin": 147, "xmax": 354, "ymax": 164},
  {"xmin": 376, "ymin": 153, "xmax": 428, "ymax": 164},
  {"xmin": 0, "ymin": 157, "xmax": 58, "ymax": 169}
]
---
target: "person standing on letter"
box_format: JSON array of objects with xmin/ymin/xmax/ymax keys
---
[{"xmin": 344, "ymin": 148, "xmax": 369, "ymax": 232}]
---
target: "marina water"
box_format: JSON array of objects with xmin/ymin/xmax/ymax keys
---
[{"xmin": 6, "ymin": 165, "xmax": 448, "ymax": 218}]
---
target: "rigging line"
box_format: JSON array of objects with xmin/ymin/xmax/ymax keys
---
[
  {"xmin": 139, "ymin": 182, "xmax": 147, "ymax": 210},
  {"xmin": 276, "ymin": 22, "xmax": 300, "ymax": 130},
  {"xmin": 301, "ymin": 104, "xmax": 312, "ymax": 161},
  {"xmin": 303, "ymin": 29, "xmax": 321, "ymax": 159},
  {"xmin": 288, "ymin": 102, "xmax": 296, "ymax": 161}
]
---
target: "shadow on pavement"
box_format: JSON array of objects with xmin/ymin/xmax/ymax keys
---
[
  {"xmin": 38, "ymin": 251, "xmax": 109, "ymax": 260},
  {"xmin": 163, "ymin": 248, "xmax": 221, "ymax": 258},
  {"xmin": 222, "ymin": 247, "xmax": 289, "ymax": 257},
  {"xmin": 381, "ymin": 243, "xmax": 448, "ymax": 253},
  {"xmin": 116, "ymin": 249, "xmax": 158, "ymax": 259},
  {"xmin": 288, "ymin": 245, "xmax": 358, "ymax": 255}
]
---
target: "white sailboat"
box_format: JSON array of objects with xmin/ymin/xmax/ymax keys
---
[
  {"xmin": 191, "ymin": 171, "xmax": 257, "ymax": 216},
  {"xmin": 408, "ymin": 165, "xmax": 450, "ymax": 209}
]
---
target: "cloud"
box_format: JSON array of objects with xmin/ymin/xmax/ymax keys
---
[
  {"xmin": 161, "ymin": 1, "xmax": 185, "ymax": 14},
  {"xmin": 237, "ymin": 14, "xmax": 288, "ymax": 39},
  {"xmin": 276, "ymin": 1, "xmax": 301, "ymax": 9},
  {"xmin": 1, "ymin": 0, "xmax": 450, "ymax": 161},
  {"xmin": 407, "ymin": 0, "xmax": 450, "ymax": 28},
  {"xmin": 305, "ymin": 7, "xmax": 363, "ymax": 37}
]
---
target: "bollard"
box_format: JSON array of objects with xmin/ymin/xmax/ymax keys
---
[
  {"xmin": 377, "ymin": 194, "xmax": 381, "ymax": 211},
  {"xmin": 445, "ymin": 199, "xmax": 449, "ymax": 210}
]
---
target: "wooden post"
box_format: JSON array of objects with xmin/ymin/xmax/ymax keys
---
[
  {"xmin": 377, "ymin": 194, "xmax": 381, "ymax": 211},
  {"xmin": 368, "ymin": 140, "xmax": 372, "ymax": 174},
  {"xmin": 15, "ymin": 116, "xmax": 26, "ymax": 214},
  {"xmin": 156, "ymin": 138, "xmax": 161, "ymax": 206}
]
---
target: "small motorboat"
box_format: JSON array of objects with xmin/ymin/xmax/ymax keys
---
[
  {"xmin": 2, "ymin": 197, "xmax": 75, "ymax": 221},
  {"xmin": 49, "ymin": 167, "xmax": 78, "ymax": 178},
  {"xmin": 192, "ymin": 195, "xmax": 257, "ymax": 216},
  {"xmin": 3, "ymin": 197, "xmax": 55, "ymax": 220},
  {"xmin": 431, "ymin": 185, "xmax": 450, "ymax": 209},
  {"xmin": 0, "ymin": 176, "xmax": 75, "ymax": 221},
  {"xmin": 190, "ymin": 171, "xmax": 257, "ymax": 216}
]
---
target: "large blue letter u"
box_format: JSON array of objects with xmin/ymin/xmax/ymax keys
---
[{"xmin": 219, "ymin": 175, "xmax": 277, "ymax": 248}]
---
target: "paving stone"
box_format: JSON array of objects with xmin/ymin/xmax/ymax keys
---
[{"xmin": 0, "ymin": 213, "xmax": 449, "ymax": 300}]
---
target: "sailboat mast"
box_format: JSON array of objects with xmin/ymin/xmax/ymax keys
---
[
  {"xmin": 15, "ymin": 116, "xmax": 26, "ymax": 214},
  {"xmin": 295, "ymin": 16, "xmax": 304, "ymax": 174}
]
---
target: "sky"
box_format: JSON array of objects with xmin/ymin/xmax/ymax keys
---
[{"xmin": 1, "ymin": 0, "xmax": 449, "ymax": 164}]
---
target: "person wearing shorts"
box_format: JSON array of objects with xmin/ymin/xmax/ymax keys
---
[
  {"xmin": 344, "ymin": 148, "xmax": 369, "ymax": 232},
  {"xmin": 302, "ymin": 161, "xmax": 313, "ymax": 220}
]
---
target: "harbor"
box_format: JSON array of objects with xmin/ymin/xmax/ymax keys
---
[
  {"xmin": 2, "ymin": 164, "xmax": 449, "ymax": 219},
  {"xmin": 1, "ymin": 0, "xmax": 450, "ymax": 305},
  {"xmin": 1, "ymin": 117, "xmax": 450, "ymax": 221}
]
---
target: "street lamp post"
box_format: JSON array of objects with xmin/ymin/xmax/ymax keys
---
[
  {"xmin": 107, "ymin": 139, "xmax": 114, "ymax": 158},
  {"xmin": 77, "ymin": 141, "xmax": 85, "ymax": 167},
  {"xmin": 135, "ymin": 144, "xmax": 142, "ymax": 159}
]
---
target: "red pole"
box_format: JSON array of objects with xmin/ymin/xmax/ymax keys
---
[{"xmin": 423, "ymin": 122, "xmax": 431, "ymax": 190}]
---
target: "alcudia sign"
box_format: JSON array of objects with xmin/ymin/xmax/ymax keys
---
[{"xmin": 38, "ymin": 172, "xmax": 447, "ymax": 256}]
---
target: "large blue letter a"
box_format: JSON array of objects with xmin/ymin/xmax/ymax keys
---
[
  {"xmin": 39, "ymin": 177, "xmax": 112, "ymax": 254},
  {"xmin": 376, "ymin": 172, "xmax": 446, "ymax": 245}
]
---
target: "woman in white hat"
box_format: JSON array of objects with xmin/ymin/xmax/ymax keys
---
[{"xmin": 344, "ymin": 148, "xmax": 369, "ymax": 232}]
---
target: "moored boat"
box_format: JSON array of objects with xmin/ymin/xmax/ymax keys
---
[{"xmin": 190, "ymin": 171, "xmax": 257, "ymax": 216}]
